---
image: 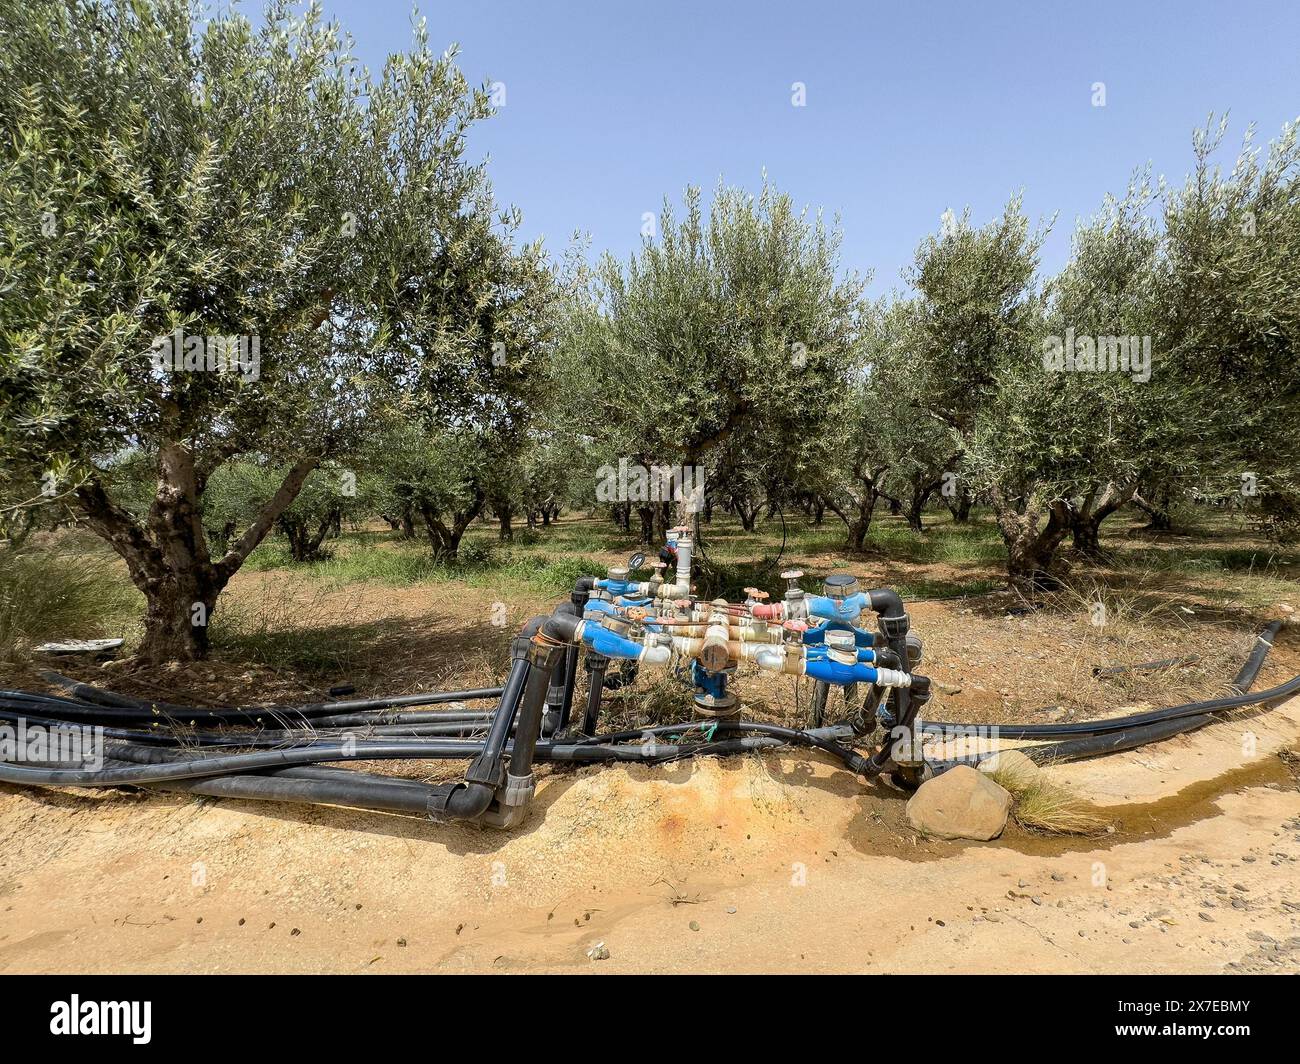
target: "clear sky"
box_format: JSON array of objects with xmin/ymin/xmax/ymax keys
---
[{"xmin": 308, "ymin": 0, "xmax": 1300, "ymax": 294}]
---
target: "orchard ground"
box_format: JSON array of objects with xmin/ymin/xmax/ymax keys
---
[{"xmin": 2, "ymin": 509, "xmax": 1299, "ymax": 973}]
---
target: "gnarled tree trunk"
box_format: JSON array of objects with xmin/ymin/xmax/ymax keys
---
[
  {"xmin": 990, "ymin": 486, "xmax": 1071, "ymax": 591},
  {"xmin": 1069, "ymin": 481, "xmax": 1135, "ymax": 559},
  {"xmin": 419, "ymin": 488, "xmax": 486, "ymax": 562},
  {"xmin": 75, "ymin": 445, "xmax": 319, "ymax": 663}
]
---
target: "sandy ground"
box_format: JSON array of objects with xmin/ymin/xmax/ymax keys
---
[
  {"xmin": 2, "ymin": 519, "xmax": 1297, "ymax": 973},
  {"xmin": 2, "ymin": 694, "xmax": 1298, "ymax": 974}
]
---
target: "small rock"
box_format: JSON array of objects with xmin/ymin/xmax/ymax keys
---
[
  {"xmin": 1198, "ymin": 913, "xmax": 1215, "ymax": 923},
  {"xmin": 689, "ymin": 920, "xmax": 700, "ymax": 932},
  {"xmin": 906, "ymin": 765, "xmax": 1011, "ymax": 841},
  {"xmin": 978, "ymin": 750, "xmax": 1040, "ymax": 790},
  {"xmin": 586, "ymin": 941, "xmax": 610, "ymax": 961}
]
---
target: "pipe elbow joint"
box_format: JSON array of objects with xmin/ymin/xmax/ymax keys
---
[
  {"xmin": 543, "ymin": 612, "xmax": 581, "ymax": 644},
  {"xmin": 426, "ymin": 780, "xmax": 495, "ymax": 822}
]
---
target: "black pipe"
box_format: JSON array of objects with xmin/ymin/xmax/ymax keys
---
[
  {"xmin": 921, "ymin": 622, "xmax": 1288, "ymax": 742},
  {"xmin": 150, "ymin": 773, "xmax": 438, "ymax": 814},
  {"xmin": 581, "ymin": 656, "xmax": 608, "ymax": 736},
  {"xmin": 1229, "ymin": 622, "xmax": 1282, "ymax": 693},
  {"xmin": 557, "ymin": 579, "xmax": 594, "ymax": 732},
  {"xmin": 37, "ymin": 671, "xmax": 504, "ymax": 724},
  {"xmin": 509, "ymin": 640, "xmax": 560, "ymax": 778},
  {"xmin": 1018, "ymin": 622, "xmax": 1287, "ymax": 765},
  {"xmin": 556, "ymin": 644, "xmax": 580, "ymax": 733},
  {"xmin": 866, "ymin": 588, "xmax": 915, "ymax": 766},
  {"xmin": 1092, "ymin": 655, "xmax": 1200, "ymax": 678}
]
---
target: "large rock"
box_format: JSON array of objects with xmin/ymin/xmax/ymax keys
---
[
  {"xmin": 906, "ymin": 765, "xmax": 1011, "ymax": 841},
  {"xmin": 977, "ymin": 749, "xmax": 1040, "ymax": 791}
]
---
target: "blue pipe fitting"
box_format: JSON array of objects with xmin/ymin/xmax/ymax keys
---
[
  {"xmin": 807, "ymin": 593, "xmax": 870, "ymax": 625},
  {"xmin": 690, "ymin": 659, "xmax": 730, "ymax": 701},
  {"xmin": 801, "ymin": 621, "xmax": 876, "ymax": 648},
  {"xmin": 806, "ymin": 646, "xmax": 877, "ymax": 664},
  {"xmin": 804, "ymin": 658, "xmax": 882, "ymax": 686},
  {"xmin": 595, "ymin": 576, "xmax": 637, "ymax": 597},
  {"xmin": 581, "ymin": 623, "xmax": 645, "ymax": 661}
]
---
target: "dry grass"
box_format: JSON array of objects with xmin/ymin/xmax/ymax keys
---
[{"xmin": 983, "ymin": 758, "xmax": 1111, "ymax": 835}]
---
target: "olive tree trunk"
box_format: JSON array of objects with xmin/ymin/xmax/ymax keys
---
[{"xmin": 75, "ymin": 444, "xmax": 319, "ymax": 663}]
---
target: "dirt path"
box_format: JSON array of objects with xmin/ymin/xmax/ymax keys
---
[{"xmin": 3, "ymin": 698, "xmax": 1298, "ymax": 974}]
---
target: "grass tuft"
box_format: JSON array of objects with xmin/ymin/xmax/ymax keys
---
[{"xmin": 983, "ymin": 759, "xmax": 1111, "ymax": 835}]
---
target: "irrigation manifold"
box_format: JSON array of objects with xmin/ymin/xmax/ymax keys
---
[{"xmin": 1, "ymin": 526, "xmax": 1293, "ymax": 827}]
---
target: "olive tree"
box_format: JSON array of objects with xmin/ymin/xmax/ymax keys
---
[
  {"xmin": 1159, "ymin": 116, "xmax": 1300, "ymax": 540},
  {"xmin": 554, "ymin": 179, "xmax": 867, "ymax": 542},
  {"xmin": 0, "ymin": 1, "xmax": 519, "ymax": 659}
]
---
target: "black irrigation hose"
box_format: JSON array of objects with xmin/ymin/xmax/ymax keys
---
[
  {"xmin": 0, "ymin": 707, "xmax": 491, "ymax": 747},
  {"xmin": 0, "ymin": 739, "xmax": 503, "ymax": 787},
  {"xmin": 1092, "ymin": 655, "xmax": 1200, "ymax": 678},
  {"xmin": 924, "ymin": 622, "xmax": 1290, "ymax": 768},
  {"xmin": 920, "ymin": 622, "xmax": 1286, "ymax": 741},
  {"xmin": 570, "ymin": 720, "xmax": 875, "ymax": 776},
  {"xmin": 1021, "ymin": 622, "xmax": 1286, "ymax": 764},
  {"xmin": 38, "ymin": 671, "xmax": 504, "ymax": 723}
]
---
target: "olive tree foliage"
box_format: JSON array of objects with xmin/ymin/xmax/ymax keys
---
[
  {"xmin": 553, "ymin": 180, "xmax": 867, "ymax": 543},
  {"xmin": 962, "ymin": 178, "xmax": 1176, "ymax": 577},
  {"xmin": 871, "ymin": 302, "xmax": 963, "ymax": 534},
  {"xmin": 211, "ymin": 461, "xmax": 368, "ymax": 562},
  {"xmin": 802, "ymin": 299, "xmax": 958, "ymax": 549},
  {"xmin": 1157, "ymin": 116, "xmax": 1300, "ymax": 542},
  {"xmin": 363, "ymin": 419, "xmax": 492, "ymax": 560},
  {"xmin": 0, "ymin": 0, "xmax": 519, "ymax": 659},
  {"xmin": 905, "ymin": 198, "xmax": 1083, "ymax": 587}
]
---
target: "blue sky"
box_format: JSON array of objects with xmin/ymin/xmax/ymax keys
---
[{"xmin": 307, "ymin": 0, "xmax": 1299, "ymax": 294}]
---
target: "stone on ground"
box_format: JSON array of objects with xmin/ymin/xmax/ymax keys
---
[
  {"xmin": 906, "ymin": 765, "xmax": 1011, "ymax": 841},
  {"xmin": 977, "ymin": 749, "xmax": 1040, "ymax": 791}
]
